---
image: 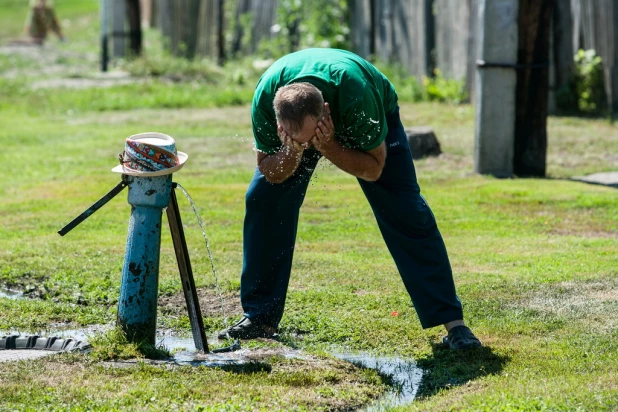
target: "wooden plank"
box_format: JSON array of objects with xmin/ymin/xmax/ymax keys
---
[
  {"xmin": 250, "ymin": 0, "xmax": 276, "ymax": 52},
  {"xmin": 375, "ymin": 0, "xmax": 432, "ymax": 79},
  {"xmin": 166, "ymin": 190, "xmax": 209, "ymax": 353},
  {"xmin": 467, "ymin": 0, "xmax": 480, "ymax": 101},
  {"xmin": 349, "ymin": 0, "xmax": 372, "ymax": 58},
  {"xmin": 157, "ymin": 0, "xmax": 173, "ymax": 41},
  {"xmin": 196, "ymin": 0, "xmax": 218, "ymax": 58},
  {"xmin": 435, "ymin": 0, "xmax": 469, "ymax": 80},
  {"xmin": 578, "ymin": 0, "xmax": 618, "ymax": 113}
]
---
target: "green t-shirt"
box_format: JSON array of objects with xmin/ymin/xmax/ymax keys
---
[{"xmin": 251, "ymin": 48, "xmax": 398, "ymax": 155}]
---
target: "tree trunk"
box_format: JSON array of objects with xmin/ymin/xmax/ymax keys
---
[{"xmin": 514, "ymin": 0, "xmax": 553, "ymax": 177}]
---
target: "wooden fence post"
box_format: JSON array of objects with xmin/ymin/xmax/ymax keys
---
[
  {"xmin": 374, "ymin": 0, "xmax": 433, "ymax": 79},
  {"xmin": 434, "ymin": 0, "xmax": 469, "ymax": 80},
  {"xmin": 112, "ymin": 0, "xmax": 126, "ymax": 58},
  {"xmin": 550, "ymin": 0, "xmax": 575, "ymax": 113},
  {"xmin": 126, "ymin": 0, "xmax": 142, "ymax": 56},
  {"xmin": 514, "ymin": 0, "xmax": 552, "ymax": 177},
  {"xmin": 349, "ymin": 0, "xmax": 372, "ymax": 58},
  {"xmin": 196, "ymin": 0, "xmax": 218, "ymax": 59},
  {"xmin": 580, "ymin": 0, "xmax": 618, "ymax": 115}
]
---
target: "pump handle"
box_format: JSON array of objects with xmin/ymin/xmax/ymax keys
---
[{"xmin": 58, "ymin": 180, "xmax": 128, "ymax": 236}]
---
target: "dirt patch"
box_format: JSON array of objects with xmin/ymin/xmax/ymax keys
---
[
  {"xmin": 0, "ymin": 44, "xmax": 96, "ymax": 79},
  {"xmin": 547, "ymin": 228, "xmax": 618, "ymax": 238},
  {"xmin": 67, "ymin": 106, "xmax": 252, "ymax": 126},
  {"xmin": 158, "ymin": 287, "xmax": 243, "ymax": 319},
  {"xmin": 518, "ymin": 280, "xmax": 618, "ymax": 332},
  {"xmin": 31, "ymin": 74, "xmax": 145, "ymax": 90}
]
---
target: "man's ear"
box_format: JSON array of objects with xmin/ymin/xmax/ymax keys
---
[{"xmin": 276, "ymin": 122, "xmax": 285, "ymax": 144}]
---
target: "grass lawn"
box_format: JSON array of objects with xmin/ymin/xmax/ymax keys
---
[{"xmin": 1, "ymin": 1, "xmax": 618, "ymax": 410}]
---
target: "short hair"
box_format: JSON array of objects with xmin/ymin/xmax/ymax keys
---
[{"xmin": 273, "ymin": 83, "xmax": 324, "ymax": 134}]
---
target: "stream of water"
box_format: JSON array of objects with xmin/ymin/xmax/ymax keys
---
[{"xmin": 174, "ymin": 183, "xmax": 230, "ymax": 330}]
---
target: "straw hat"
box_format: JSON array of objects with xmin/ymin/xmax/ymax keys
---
[{"xmin": 112, "ymin": 132, "xmax": 188, "ymax": 176}]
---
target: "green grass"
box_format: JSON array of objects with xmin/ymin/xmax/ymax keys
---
[{"xmin": 2, "ymin": 3, "xmax": 618, "ymax": 411}]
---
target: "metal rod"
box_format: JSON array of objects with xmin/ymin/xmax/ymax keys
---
[
  {"xmin": 166, "ymin": 189, "xmax": 209, "ymax": 353},
  {"xmin": 58, "ymin": 180, "xmax": 128, "ymax": 236}
]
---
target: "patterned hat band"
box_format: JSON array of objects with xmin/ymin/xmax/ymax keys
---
[
  {"xmin": 112, "ymin": 132, "xmax": 188, "ymax": 176},
  {"xmin": 119, "ymin": 139, "xmax": 179, "ymax": 172}
]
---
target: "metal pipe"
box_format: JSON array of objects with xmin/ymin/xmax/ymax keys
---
[{"xmin": 117, "ymin": 175, "xmax": 172, "ymax": 345}]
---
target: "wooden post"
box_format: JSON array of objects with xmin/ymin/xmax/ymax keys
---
[
  {"xmin": 348, "ymin": 0, "xmax": 371, "ymax": 58},
  {"xmin": 474, "ymin": 0, "xmax": 519, "ymax": 176},
  {"xmin": 126, "ymin": 0, "xmax": 142, "ymax": 56},
  {"xmin": 514, "ymin": 0, "xmax": 552, "ymax": 177},
  {"xmin": 111, "ymin": 0, "xmax": 126, "ymax": 58},
  {"xmin": 551, "ymin": 0, "xmax": 575, "ymax": 113}
]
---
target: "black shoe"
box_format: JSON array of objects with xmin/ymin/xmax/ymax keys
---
[
  {"xmin": 217, "ymin": 317, "xmax": 277, "ymax": 340},
  {"xmin": 443, "ymin": 325, "xmax": 482, "ymax": 350}
]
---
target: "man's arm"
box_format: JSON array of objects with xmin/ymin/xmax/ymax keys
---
[
  {"xmin": 311, "ymin": 104, "xmax": 386, "ymax": 182},
  {"xmin": 257, "ymin": 129, "xmax": 305, "ymax": 184}
]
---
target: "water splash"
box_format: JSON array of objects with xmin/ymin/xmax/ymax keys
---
[{"xmin": 174, "ymin": 183, "xmax": 230, "ymax": 330}]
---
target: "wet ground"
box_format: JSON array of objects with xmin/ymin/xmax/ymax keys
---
[{"xmin": 0, "ymin": 318, "xmax": 423, "ymax": 409}]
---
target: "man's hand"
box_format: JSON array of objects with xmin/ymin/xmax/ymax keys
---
[
  {"xmin": 310, "ymin": 102, "xmax": 336, "ymax": 154},
  {"xmin": 305, "ymin": 102, "xmax": 386, "ymax": 182},
  {"xmin": 278, "ymin": 125, "xmax": 304, "ymax": 160},
  {"xmin": 256, "ymin": 126, "xmax": 305, "ymax": 184}
]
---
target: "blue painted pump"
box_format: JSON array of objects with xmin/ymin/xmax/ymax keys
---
[
  {"xmin": 117, "ymin": 175, "xmax": 172, "ymax": 344},
  {"xmin": 58, "ymin": 174, "xmax": 238, "ymax": 352}
]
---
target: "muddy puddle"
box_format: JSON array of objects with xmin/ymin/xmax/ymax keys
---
[
  {"xmin": 0, "ymin": 288, "xmax": 23, "ymax": 299},
  {"xmin": 334, "ymin": 352, "xmax": 423, "ymax": 410}
]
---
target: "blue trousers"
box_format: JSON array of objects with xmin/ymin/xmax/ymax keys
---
[{"xmin": 240, "ymin": 107, "xmax": 463, "ymax": 329}]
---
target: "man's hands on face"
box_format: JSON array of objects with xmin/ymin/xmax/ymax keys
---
[
  {"xmin": 310, "ymin": 102, "xmax": 336, "ymax": 154},
  {"xmin": 278, "ymin": 125, "xmax": 304, "ymax": 159}
]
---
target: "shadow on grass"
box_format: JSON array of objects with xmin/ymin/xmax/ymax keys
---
[{"xmin": 415, "ymin": 343, "xmax": 510, "ymax": 399}]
